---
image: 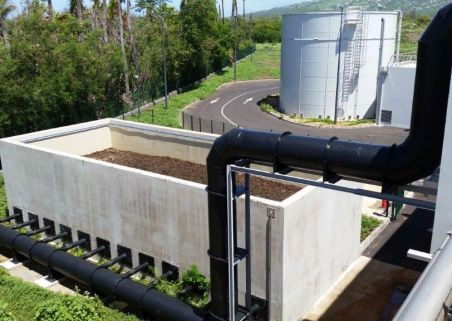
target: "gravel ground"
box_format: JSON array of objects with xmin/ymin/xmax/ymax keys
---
[{"xmin": 86, "ymin": 148, "xmax": 302, "ymax": 201}]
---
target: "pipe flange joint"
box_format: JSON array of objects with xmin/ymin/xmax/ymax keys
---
[
  {"xmin": 273, "ymin": 131, "xmax": 292, "ymax": 173},
  {"xmin": 322, "ymin": 136, "xmax": 339, "ymax": 183}
]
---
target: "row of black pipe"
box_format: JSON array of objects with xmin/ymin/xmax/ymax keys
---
[{"xmin": 0, "ymin": 224, "xmax": 206, "ymax": 321}]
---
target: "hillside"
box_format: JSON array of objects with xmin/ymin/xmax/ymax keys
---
[{"xmin": 254, "ymin": 0, "xmax": 449, "ymax": 17}]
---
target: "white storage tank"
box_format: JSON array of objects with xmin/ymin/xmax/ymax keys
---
[{"xmin": 280, "ymin": 8, "xmax": 401, "ymax": 120}]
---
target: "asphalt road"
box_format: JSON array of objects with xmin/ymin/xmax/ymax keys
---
[{"xmin": 184, "ymin": 79, "xmax": 409, "ymax": 145}]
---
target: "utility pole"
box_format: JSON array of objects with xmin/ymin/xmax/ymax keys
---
[
  {"xmin": 250, "ymin": 13, "xmax": 253, "ymax": 62},
  {"xmin": 243, "ymin": 0, "xmax": 245, "ymax": 19}
]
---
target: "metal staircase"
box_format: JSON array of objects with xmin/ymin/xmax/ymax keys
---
[{"xmin": 340, "ymin": 7, "xmax": 365, "ymax": 117}]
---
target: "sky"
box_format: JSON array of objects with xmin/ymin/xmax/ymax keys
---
[{"xmin": 11, "ymin": 0, "xmax": 307, "ymax": 16}]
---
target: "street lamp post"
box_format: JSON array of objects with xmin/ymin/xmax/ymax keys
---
[
  {"xmin": 234, "ymin": 4, "xmax": 238, "ymax": 82},
  {"xmin": 152, "ymin": 12, "xmax": 169, "ymax": 109}
]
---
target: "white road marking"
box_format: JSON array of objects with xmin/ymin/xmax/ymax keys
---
[
  {"xmin": 221, "ymin": 86, "xmax": 279, "ymax": 126},
  {"xmin": 210, "ymin": 98, "xmax": 220, "ymax": 104},
  {"xmin": 243, "ymin": 98, "xmax": 253, "ymax": 104}
]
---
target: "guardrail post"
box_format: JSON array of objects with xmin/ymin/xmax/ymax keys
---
[
  {"xmin": 191, "ymin": 115, "xmax": 193, "ymax": 131},
  {"xmin": 199, "ymin": 117, "xmax": 202, "ymax": 132},
  {"xmin": 211, "ymin": 120, "xmax": 213, "ymax": 134},
  {"xmin": 182, "ymin": 111, "xmax": 185, "ymax": 129}
]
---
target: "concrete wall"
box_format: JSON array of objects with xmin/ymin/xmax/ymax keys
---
[
  {"xmin": 0, "ymin": 119, "xmax": 363, "ymax": 321},
  {"xmin": 109, "ymin": 119, "xmax": 214, "ymax": 165},
  {"xmin": 281, "ymin": 181, "xmax": 362, "ymax": 320},
  {"xmin": 12, "ymin": 119, "xmax": 112, "ymax": 155}
]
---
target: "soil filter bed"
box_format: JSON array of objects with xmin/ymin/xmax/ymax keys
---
[{"xmin": 86, "ymin": 148, "xmax": 302, "ymax": 201}]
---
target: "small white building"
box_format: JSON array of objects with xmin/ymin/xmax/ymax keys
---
[
  {"xmin": 280, "ymin": 8, "xmax": 401, "ymax": 120},
  {"xmin": 378, "ymin": 60, "xmax": 452, "ymax": 129}
]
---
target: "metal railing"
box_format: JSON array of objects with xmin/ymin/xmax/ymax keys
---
[
  {"xmin": 225, "ymin": 164, "xmax": 436, "ymax": 321},
  {"xmin": 388, "ymin": 51, "xmax": 417, "ymax": 66},
  {"xmin": 181, "ymin": 112, "xmax": 239, "ymax": 135}
]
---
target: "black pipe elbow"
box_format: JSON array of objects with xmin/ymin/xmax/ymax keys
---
[{"xmin": 206, "ymin": 4, "xmax": 452, "ymax": 319}]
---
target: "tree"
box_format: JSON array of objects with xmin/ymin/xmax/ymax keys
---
[
  {"xmin": 102, "ymin": 0, "xmax": 108, "ymax": 42},
  {"xmin": 179, "ymin": 0, "xmax": 219, "ymax": 84},
  {"xmin": 0, "ymin": 0, "xmax": 15, "ymax": 44}
]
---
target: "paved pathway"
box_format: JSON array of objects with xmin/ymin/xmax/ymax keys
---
[{"xmin": 185, "ymin": 80, "xmax": 409, "ymax": 145}]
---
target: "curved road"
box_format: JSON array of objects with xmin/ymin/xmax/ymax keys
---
[{"xmin": 185, "ymin": 80, "xmax": 408, "ymax": 145}]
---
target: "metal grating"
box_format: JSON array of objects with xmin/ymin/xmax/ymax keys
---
[{"xmin": 381, "ymin": 110, "xmax": 393, "ymax": 124}]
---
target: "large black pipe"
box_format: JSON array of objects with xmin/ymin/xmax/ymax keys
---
[
  {"xmin": 0, "ymin": 224, "xmax": 205, "ymax": 321},
  {"xmin": 206, "ymin": 4, "xmax": 452, "ymax": 319}
]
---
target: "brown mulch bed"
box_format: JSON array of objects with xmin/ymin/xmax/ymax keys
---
[{"xmin": 86, "ymin": 148, "xmax": 302, "ymax": 201}]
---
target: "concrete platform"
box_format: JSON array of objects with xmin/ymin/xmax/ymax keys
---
[
  {"xmin": 301, "ymin": 198, "xmax": 434, "ymax": 321},
  {"xmin": 301, "ymin": 257, "xmax": 420, "ymax": 321}
]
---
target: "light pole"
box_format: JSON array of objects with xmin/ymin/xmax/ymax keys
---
[
  {"xmin": 234, "ymin": 3, "xmax": 238, "ymax": 82},
  {"xmin": 152, "ymin": 12, "xmax": 169, "ymax": 109}
]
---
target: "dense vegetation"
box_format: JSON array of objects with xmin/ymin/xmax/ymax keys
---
[
  {"xmin": 400, "ymin": 12, "xmax": 431, "ymax": 53},
  {"xmin": 0, "ymin": 0, "xmax": 254, "ymax": 139}
]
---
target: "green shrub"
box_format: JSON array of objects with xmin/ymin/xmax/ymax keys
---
[
  {"xmin": 361, "ymin": 215, "xmax": 382, "ymax": 242},
  {"xmin": 0, "ymin": 175, "xmax": 7, "ymax": 219},
  {"xmin": 180, "ymin": 265, "xmax": 210, "ymax": 308},
  {"xmin": 0, "ymin": 302, "xmax": 17, "ymax": 321},
  {"xmin": 181, "ymin": 265, "xmax": 210, "ymax": 293},
  {"xmin": 34, "ymin": 295, "xmax": 101, "ymax": 321}
]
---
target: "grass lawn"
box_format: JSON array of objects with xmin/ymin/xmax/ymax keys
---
[
  {"xmin": 0, "ymin": 268, "xmax": 140, "ymax": 321},
  {"xmin": 128, "ymin": 43, "xmax": 281, "ymax": 128},
  {"xmin": 361, "ymin": 215, "xmax": 382, "ymax": 242}
]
